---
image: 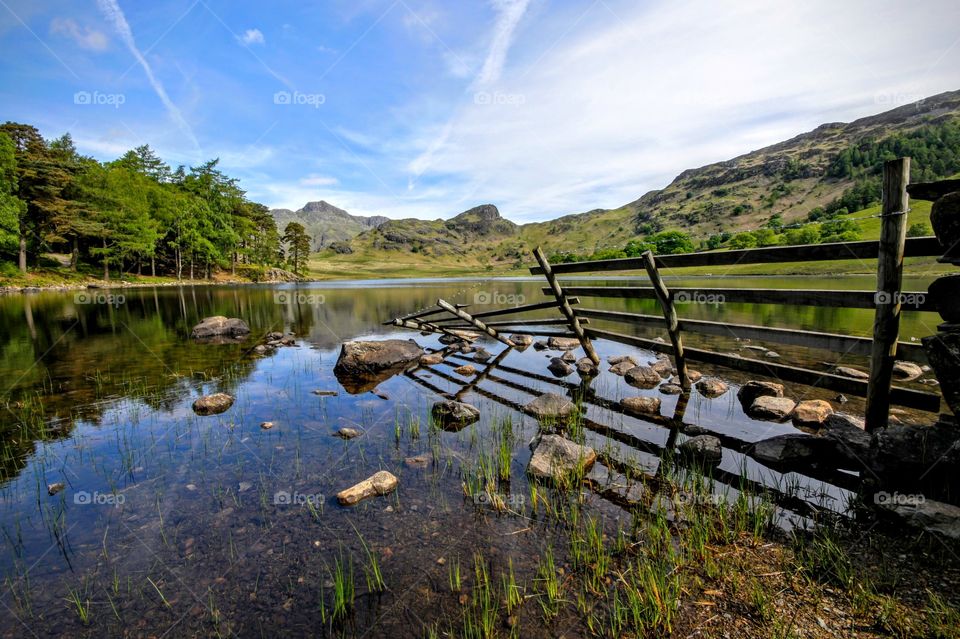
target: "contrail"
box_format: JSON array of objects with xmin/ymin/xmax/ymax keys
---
[{"xmin": 96, "ymin": 0, "xmax": 200, "ymax": 150}]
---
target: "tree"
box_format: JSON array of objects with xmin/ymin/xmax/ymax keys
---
[
  {"xmin": 907, "ymin": 222, "xmax": 932, "ymax": 238},
  {"xmin": 0, "ymin": 132, "xmax": 25, "ymax": 260},
  {"xmin": 728, "ymin": 232, "xmax": 758, "ymax": 249},
  {"xmin": 783, "ymin": 225, "xmax": 820, "ymax": 246},
  {"xmin": 649, "ymin": 230, "xmax": 694, "ymax": 255},
  {"xmin": 282, "ymin": 222, "xmax": 311, "ymax": 275},
  {"xmin": 751, "ymin": 228, "xmax": 780, "ymax": 247}
]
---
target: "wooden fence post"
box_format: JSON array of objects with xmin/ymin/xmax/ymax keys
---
[
  {"xmin": 533, "ymin": 247, "xmax": 601, "ymax": 365},
  {"xmin": 866, "ymin": 157, "xmax": 910, "ymax": 432},
  {"xmin": 641, "ymin": 250, "xmax": 690, "ymax": 388},
  {"xmin": 437, "ymin": 299, "xmax": 516, "ymax": 347}
]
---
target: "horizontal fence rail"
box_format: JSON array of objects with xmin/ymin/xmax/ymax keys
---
[{"xmin": 529, "ymin": 236, "xmax": 943, "ymax": 275}]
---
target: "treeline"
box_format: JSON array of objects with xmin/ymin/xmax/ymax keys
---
[
  {"xmin": 826, "ymin": 120, "xmax": 960, "ymax": 182},
  {"xmin": 0, "ymin": 121, "xmax": 309, "ymax": 280}
]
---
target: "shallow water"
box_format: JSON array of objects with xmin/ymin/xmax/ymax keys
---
[{"xmin": 0, "ymin": 276, "xmax": 942, "ymax": 636}]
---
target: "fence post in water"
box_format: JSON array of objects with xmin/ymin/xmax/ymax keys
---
[
  {"xmin": 436, "ymin": 299, "xmax": 516, "ymax": 347},
  {"xmin": 533, "ymin": 247, "xmax": 601, "ymax": 365},
  {"xmin": 866, "ymin": 157, "xmax": 910, "ymax": 432},
  {"xmin": 641, "ymin": 250, "xmax": 690, "ymax": 388}
]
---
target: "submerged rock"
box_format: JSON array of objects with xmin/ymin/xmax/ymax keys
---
[
  {"xmin": 333, "ymin": 339, "xmax": 424, "ymax": 393},
  {"xmin": 336, "ymin": 471, "xmax": 399, "ymax": 505},
  {"xmin": 679, "ymin": 435, "xmax": 723, "ymax": 466},
  {"xmin": 474, "ymin": 348, "xmax": 493, "ymax": 363},
  {"xmin": 335, "ymin": 427, "xmax": 362, "ymax": 439},
  {"xmin": 625, "ymin": 366, "xmax": 662, "ymax": 389},
  {"xmin": 260, "ymin": 421, "xmax": 276, "ymax": 430},
  {"xmin": 47, "ymin": 482, "xmax": 65, "ymax": 496},
  {"xmin": 747, "ymin": 396, "xmax": 796, "ymax": 421},
  {"xmin": 431, "ymin": 400, "xmax": 481, "ymax": 429},
  {"xmin": 312, "ymin": 389, "xmax": 339, "ymax": 396},
  {"xmin": 696, "ymin": 377, "xmax": 728, "ymax": 398},
  {"xmin": 527, "ymin": 434, "xmax": 596, "ymax": 480},
  {"xmin": 622, "ymin": 396, "xmax": 661, "ymax": 415},
  {"xmin": 192, "ymin": 393, "xmax": 235, "ymax": 416},
  {"xmin": 191, "ymin": 316, "xmax": 250, "ymax": 339},
  {"xmin": 405, "ymin": 453, "xmax": 432, "ymax": 468},
  {"xmin": 525, "ymin": 393, "xmax": 578, "ymax": 421}
]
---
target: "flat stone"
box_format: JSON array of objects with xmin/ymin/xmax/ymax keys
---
[
  {"xmin": 453, "ymin": 364, "xmax": 477, "ymax": 376},
  {"xmin": 405, "ymin": 453, "xmax": 431, "ymax": 468},
  {"xmin": 474, "ymin": 348, "xmax": 493, "ymax": 363},
  {"xmin": 525, "ymin": 393, "xmax": 578, "ymax": 421},
  {"xmin": 622, "ymin": 396, "xmax": 662, "ymax": 415},
  {"xmin": 561, "ymin": 350, "xmax": 577, "ymax": 362},
  {"xmin": 750, "ymin": 434, "xmax": 838, "ymax": 466},
  {"xmin": 547, "ymin": 358, "xmax": 574, "ymax": 377},
  {"xmin": 608, "ymin": 355, "xmax": 638, "ymax": 366},
  {"xmin": 260, "ymin": 421, "xmax": 276, "ymax": 430},
  {"xmin": 431, "ymin": 401, "xmax": 481, "ymax": 429},
  {"xmin": 891, "ymin": 361, "xmax": 923, "ymax": 381},
  {"xmin": 834, "ymin": 366, "xmax": 869, "ymax": 380},
  {"xmin": 335, "ymin": 427, "xmax": 362, "ymax": 439},
  {"xmin": 548, "ymin": 336, "xmax": 581, "ymax": 350},
  {"xmin": 878, "ymin": 498, "xmax": 960, "ymax": 540},
  {"xmin": 312, "ymin": 389, "xmax": 338, "ymax": 396},
  {"xmin": 191, "ymin": 316, "xmax": 250, "ymax": 339},
  {"xmin": 696, "ymin": 377, "xmax": 728, "ymax": 398},
  {"xmin": 609, "ymin": 360, "xmax": 636, "ymax": 376},
  {"xmin": 192, "ymin": 393, "xmax": 235, "ymax": 416},
  {"xmin": 527, "ymin": 434, "xmax": 597, "ymax": 480},
  {"xmin": 419, "ymin": 353, "xmax": 444, "ymax": 365},
  {"xmin": 737, "ymin": 381, "xmax": 784, "ymax": 407},
  {"xmin": 748, "ymin": 396, "xmax": 796, "ymax": 421},
  {"xmin": 625, "ymin": 366, "xmax": 662, "ymax": 389},
  {"xmin": 336, "ymin": 471, "xmax": 399, "ymax": 505},
  {"xmin": 792, "ymin": 399, "xmax": 834, "ymax": 428},
  {"xmin": 334, "ymin": 339, "xmax": 424, "ymax": 393},
  {"xmin": 510, "ymin": 334, "xmax": 533, "ymax": 346},
  {"xmin": 659, "ymin": 383, "xmax": 683, "ymax": 395},
  {"xmin": 679, "ymin": 435, "xmax": 723, "ymax": 466},
  {"xmin": 649, "ymin": 357, "xmax": 673, "ymax": 377}
]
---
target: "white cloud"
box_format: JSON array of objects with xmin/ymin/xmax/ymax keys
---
[
  {"xmin": 473, "ymin": 0, "xmax": 530, "ymax": 87},
  {"xmin": 95, "ymin": 0, "xmax": 200, "ymax": 150},
  {"xmin": 238, "ymin": 28, "xmax": 265, "ymax": 46},
  {"xmin": 300, "ymin": 174, "xmax": 340, "ymax": 187},
  {"xmin": 50, "ymin": 17, "xmax": 109, "ymax": 51}
]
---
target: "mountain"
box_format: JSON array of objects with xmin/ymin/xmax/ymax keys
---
[
  {"xmin": 271, "ymin": 201, "xmax": 388, "ymax": 250},
  {"xmin": 317, "ymin": 89, "xmax": 960, "ymax": 271}
]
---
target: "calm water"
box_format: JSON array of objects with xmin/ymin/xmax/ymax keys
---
[{"xmin": 0, "ymin": 276, "xmax": 941, "ymax": 637}]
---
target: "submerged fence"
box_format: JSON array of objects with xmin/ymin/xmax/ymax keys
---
[{"xmin": 390, "ymin": 158, "xmax": 956, "ymax": 432}]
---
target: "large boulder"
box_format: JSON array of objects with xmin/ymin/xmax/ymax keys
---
[
  {"xmin": 737, "ymin": 381, "xmax": 784, "ymax": 407},
  {"xmin": 625, "ymin": 366, "xmax": 662, "ymax": 389},
  {"xmin": 431, "ymin": 400, "xmax": 480, "ymax": 430},
  {"xmin": 871, "ymin": 422, "xmax": 960, "ymax": 477},
  {"xmin": 336, "ymin": 471, "xmax": 399, "ymax": 505},
  {"xmin": 747, "ymin": 396, "xmax": 796, "ymax": 421},
  {"xmin": 333, "ymin": 339, "xmax": 424, "ymax": 393},
  {"xmin": 192, "ymin": 393, "xmax": 235, "ymax": 416},
  {"xmin": 190, "ymin": 316, "xmax": 250, "ymax": 339},
  {"xmin": 527, "ymin": 434, "xmax": 596, "ymax": 480},
  {"xmin": 525, "ymin": 393, "xmax": 578, "ymax": 421}
]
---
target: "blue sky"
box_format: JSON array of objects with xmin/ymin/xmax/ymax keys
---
[{"xmin": 1, "ymin": 0, "xmax": 959, "ymax": 222}]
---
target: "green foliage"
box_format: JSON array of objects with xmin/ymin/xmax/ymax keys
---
[
  {"xmin": 705, "ymin": 232, "xmax": 730, "ymax": 250},
  {"xmin": 819, "ymin": 218, "xmax": 862, "ymax": 243},
  {"xmin": 728, "ymin": 232, "xmax": 758, "ymax": 249},
  {"xmin": 649, "ymin": 230, "xmax": 694, "ymax": 254},
  {"xmin": 783, "ymin": 225, "xmax": 820, "ymax": 245},
  {"xmin": 282, "ymin": 222, "xmax": 311, "ymax": 275},
  {"xmin": 751, "ymin": 228, "xmax": 780, "ymax": 247},
  {"xmin": 0, "ymin": 132, "xmax": 25, "ymax": 257},
  {"xmin": 907, "ymin": 222, "xmax": 932, "ymax": 238},
  {"xmin": 826, "ymin": 120, "xmax": 960, "ymax": 182}
]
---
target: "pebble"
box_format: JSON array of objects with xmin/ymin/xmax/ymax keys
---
[{"xmin": 260, "ymin": 421, "xmax": 275, "ymax": 430}]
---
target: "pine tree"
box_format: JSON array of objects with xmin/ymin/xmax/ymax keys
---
[{"xmin": 282, "ymin": 222, "xmax": 311, "ymax": 275}]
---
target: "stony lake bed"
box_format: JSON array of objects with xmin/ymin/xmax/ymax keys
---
[{"xmin": 1, "ymin": 278, "xmax": 959, "ymax": 638}]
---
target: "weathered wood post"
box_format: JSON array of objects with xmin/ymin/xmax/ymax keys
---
[
  {"xmin": 437, "ymin": 299, "xmax": 516, "ymax": 347},
  {"xmin": 641, "ymin": 250, "xmax": 690, "ymax": 388},
  {"xmin": 533, "ymin": 247, "xmax": 601, "ymax": 365},
  {"xmin": 865, "ymin": 157, "xmax": 910, "ymax": 432}
]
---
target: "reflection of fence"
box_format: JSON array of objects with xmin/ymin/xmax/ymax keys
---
[{"xmin": 389, "ymin": 158, "xmax": 953, "ymax": 431}]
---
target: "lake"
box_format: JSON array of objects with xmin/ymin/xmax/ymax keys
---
[{"xmin": 0, "ymin": 275, "xmax": 943, "ymax": 637}]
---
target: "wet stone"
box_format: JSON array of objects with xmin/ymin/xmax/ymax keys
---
[
  {"xmin": 525, "ymin": 393, "xmax": 578, "ymax": 421},
  {"xmin": 453, "ymin": 364, "xmax": 477, "ymax": 377},
  {"xmin": 737, "ymin": 380, "xmax": 784, "ymax": 407},
  {"xmin": 335, "ymin": 427, "xmax": 362, "ymax": 439},
  {"xmin": 527, "ymin": 434, "xmax": 597, "ymax": 481},
  {"xmin": 625, "ymin": 366, "xmax": 662, "ymax": 389},
  {"xmin": 696, "ymin": 377, "xmax": 728, "ymax": 398},
  {"xmin": 336, "ymin": 471, "xmax": 399, "ymax": 506},
  {"xmin": 547, "ymin": 358, "xmax": 574, "ymax": 377},
  {"xmin": 192, "ymin": 393, "xmax": 235, "ymax": 416},
  {"xmin": 679, "ymin": 435, "xmax": 723, "ymax": 466},
  {"xmin": 621, "ymin": 396, "xmax": 662, "ymax": 415},
  {"xmin": 792, "ymin": 399, "xmax": 834, "ymax": 428},
  {"xmin": 747, "ymin": 396, "xmax": 796, "ymax": 421},
  {"xmin": 431, "ymin": 400, "xmax": 481, "ymax": 429}
]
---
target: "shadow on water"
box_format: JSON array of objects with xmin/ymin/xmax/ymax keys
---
[{"xmin": 0, "ymin": 278, "xmax": 952, "ymax": 637}]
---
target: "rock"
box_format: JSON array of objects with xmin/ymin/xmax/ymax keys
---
[
  {"xmin": 525, "ymin": 393, "xmax": 578, "ymax": 421},
  {"xmin": 737, "ymin": 381, "xmax": 784, "ymax": 407},
  {"xmin": 190, "ymin": 316, "xmax": 251, "ymax": 339},
  {"xmin": 931, "ymin": 191, "xmax": 960, "ymax": 251},
  {"xmin": 438, "ymin": 330, "xmax": 479, "ymax": 344},
  {"xmin": 453, "ymin": 364, "xmax": 477, "ymax": 376},
  {"xmin": 192, "ymin": 393, "xmax": 235, "ymax": 416},
  {"xmin": 266, "ymin": 331, "xmax": 283, "ymax": 341},
  {"xmin": 527, "ymin": 434, "xmax": 596, "ymax": 480},
  {"xmin": 548, "ymin": 336, "xmax": 580, "ymax": 350},
  {"xmin": 649, "ymin": 358, "xmax": 673, "ymax": 378},
  {"xmin": 431, "ymin": 401, "xmax": 481, "ymax": 430},
  {"xmin": 625, "ymin": 366, "xmax": 662, "ymax": 389},
  {"xmin": 253, "ymin": 345, "xmax": 268, "ymax": 355},
  {"xmin": 335, "ymin": 427, "xmax": 362, "ymax": 439},
  {"xmin": 929, "ymin": 274, "xmax": 960, "ymax": 323},
  {"xmin": 622, "ymin": 396, "xmax": 661, "ymax": 415},
  {"xmin": 743, "ymin": 344, "xmax": 768, "ymax": 353},
  {"xmin": 679, "ymin": 435, "xmax": 723, "ymax": 466},
  {"xmin": 260, "ymin": 421, "xmax": 275, "ymax": 430},
  {"xmin": 510, "ymin": 334, "xmax": 533, "ymax": 346},
  {"xmin": 750, "ymin": 434, "xmax": 839, "ymax": 466},
  {"xmin": 279, "ymin": 336, "xmax": 296, "ymax": 346},
  {"xmin": 825, "ymin": 412, "xmax": 865, "ymax": 431},
  {"xmin": 333, "ymin": 339, "xmax": 424, "ymax": 393},
  {"xmin": 871, "ymin": 422, "xmax": 960, "ymax": 477},
  {"xmin": 696, "ymin": 377, "xmax": 728, "ymax": 398},
  {"xmin": 659, "ymin": 383, "xmax": 683, "ymax": 395},
  {"xmin": 792, "ymin": 399, "xmax": 833, "ymax": 428},
  {"xmin": 748, "ymin": 396, "xmax": 796, "ymax": 421},
  {"xmin": 878, "ymin": 497, "xmax": 960, "ymax": 540},
  {"xmin": 822, "ymin": 413, "xmax": 870, "ymax": 464},
  {"xmin": 687, "ymin": 370, "xmax": 703, "ymax": 382},
  {"xmin": 405, "ymin": 453, "xmax": 431, "ymax": 467},
  {"xmin": 561, "ymin": 350, "xmax": 576, "ymax": 363},
  {"xmin": 608, "ymin": 355, "xmax": 638, "ymax": 366},
  {"xmin": 891, "ymin": 360, "xmax": 923, "ymax": 382},
  {"xmin": 533, "ymin": 340, "xmax": 549, "ymax": 351},
  {"xmin": 923, "ymin": 332, "xmax": 960, "ymax": 416},
  {"xmin": 547, "ymin": 358, "xmax": 574, "ymax": 377},
  {"xmin": 834, "ymin": 366, "xmax": 870, "ymax": 380},
  {"xmin": 764, "ymin": 351, "xmax": 780, "ymax": 359},
  {"xmin": 835, "ymin": 394, "xmax": 848, "ymax": 404},
  {"xmin": 576, "ymin": 358, "xmax": 599, "ymax": 377},
  {"xmin": 474, "ymin": 348, "xmax": 493, "ymax": 363},
  {"xmin": 419, "ymin": 353, "xmax": 444, "ymax": 365},
  {"xmin": 312, "ymin": 389, "xmax": 338, "ymax": 396},
  {"xmin": 336, "ymin": 471, "xmax": 399, "ymax": 505},
  {"xmin": 609, "ymin": 359, "xmax": 636, "ymax": 376},
  {"xmin": 47, "ymin": 482, "xmax": 65, "ymax": 496}
]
